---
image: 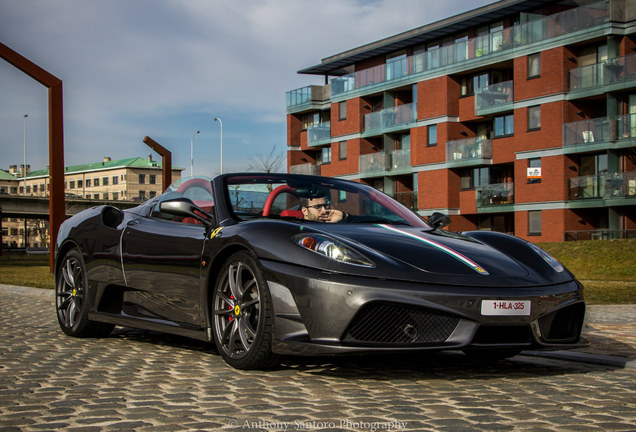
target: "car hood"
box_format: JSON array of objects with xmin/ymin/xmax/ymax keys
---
[{"xmin": 326, "ymin": 224, "xmax": 528, "ymax": 278}]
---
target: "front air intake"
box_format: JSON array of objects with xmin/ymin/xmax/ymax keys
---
[
  {"xmin": 538, "ymin": 303, "xmax": 585, "ymax": 343},
  {"xmin": 342, "ymin": 302, "xmax": 460, "ymax": 346}
]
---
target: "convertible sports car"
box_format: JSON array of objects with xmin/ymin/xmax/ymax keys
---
[{"xmin": 55, "ymin": 173, "xmax": 589, "ymax": 369}]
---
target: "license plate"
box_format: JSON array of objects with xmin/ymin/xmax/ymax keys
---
[{"xmin": 481, "ymin": 300, "xmax": 531, "ymax": 316}]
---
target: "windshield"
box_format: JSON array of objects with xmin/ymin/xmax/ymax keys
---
[{"xmin": 224, "ymin": 174, "xmax": 428, "ymax": 227}]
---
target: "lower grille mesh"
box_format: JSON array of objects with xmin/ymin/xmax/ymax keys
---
[
  {"xmin": 343, "ymin": 302, "xmax": 460, "ymax": 345},
  {"xmin": 538, "ymin": 303, "xmax": 585, "ymax": 342}
]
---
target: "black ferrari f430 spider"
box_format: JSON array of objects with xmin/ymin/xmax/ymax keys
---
[{"xmin": 55, "ymin": 173, "xmax": 588, "ymax": 369}]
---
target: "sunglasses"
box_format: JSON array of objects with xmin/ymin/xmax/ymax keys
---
[{"xmin": 305, "ymin": 203, "xmax": 331, "ymax": 210}]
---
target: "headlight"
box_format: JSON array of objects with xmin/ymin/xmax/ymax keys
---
[
  {"xmin": 528, "ymin": 243, "xmax": 564, "ymax": 273},
  {"xmin": 292, "ymin": 233, "xmax": 375, "ymax": 267}
]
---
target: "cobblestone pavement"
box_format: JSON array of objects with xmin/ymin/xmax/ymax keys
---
[{"xmin": 1, "ymin": 288, "xmax": 636, "ymax": 432}]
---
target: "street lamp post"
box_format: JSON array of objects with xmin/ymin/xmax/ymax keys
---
[
  {"xmin": 23, "ymin": 114, "xmax": 28, "ymax": 196},
  {"xmin": 214, "ymin": 117, "xmax": 223, "ymax": 174},
  {"xmin": 190, "ymin": 130, "xmax": 200, "ymax": 177}
]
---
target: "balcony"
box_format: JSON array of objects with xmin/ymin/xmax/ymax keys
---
[
  {"xmin": 568, "ymin": 171, "xmax": 636, "ymax": 201},
  {"xmin": 387, "ymin": 149, "xmax": 412, "ymax": 175},
  {"xmin": 562, "ymin": 114, "xmax": 636, "ymax": 152},
  {"xmin": 391, "ymin": 191, "xmax": 417, "ymax": 210},
  {"xmin": 330, "ymin": 1, "xmax": 609, "ymax": 98},
  {"xmin": 568, "ymin": 52, "xmax": 636, "ymax": 97},
  {"xmin": 446, "ymin": 138, "xmax": 493, "ymax": 168},
  {"xmin": 289, "ymin": 163, "xmax": 321, "ymax": 176},
  {"xmin": 359, "ymin": 149, "xmax": 412, "ymax": 178},
  {"xmin": 475, "ymin": 81, "xmax": 513, "ymax": 115},
  {"xmin": 476, "ymin": 183, "xmax": 514, "ymax": 208},
  {"xmin": 363, "ymin": 103, "xmax": 417, "ymax": 136},
  {"xmin": 359, "ymin": 151, "xmax": 387, "ymax": 178},
  {"xmin": 307, "ymin": 122, "xmax": 331, "ymax": 147},
  {"xmin": 286, "ymin": 85, "xmax": 330, "ymax": 113},
  {"xmin": 565, "ymin": 229, "xmax": 636, "ymax": 241}
]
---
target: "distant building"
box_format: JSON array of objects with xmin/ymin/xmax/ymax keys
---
[
  {"xmin": 286, "ymin": 0, "xmax": 636, "ymax": 243},
  {"xmin": 2, "ymin": 155, "xmax": 183, "ymax": 201},
  {"xmin": 1, "ymin": 155, "xmax": 183, "ymax": 249}
]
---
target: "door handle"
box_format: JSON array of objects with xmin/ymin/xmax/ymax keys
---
[{"xmin": 127, "ymin": 220, "xmax": 138, "ymax": 226}]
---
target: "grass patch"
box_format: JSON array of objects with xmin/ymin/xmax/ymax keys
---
[{"xmin": 1, "ymin": 239, "xmax": 634, "ymax": 303}]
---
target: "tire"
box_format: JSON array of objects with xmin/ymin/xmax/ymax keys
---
[
  {"xmin": 56, "ymin": 248, "xmax": 114, "ymax": 338},
  {"xmin": 462, "ymin": 348, "xmax": 522, "ymax": 361},
  {"xmin": 212, "ymin": 251, "xmax": 281, "ymax": 370}
]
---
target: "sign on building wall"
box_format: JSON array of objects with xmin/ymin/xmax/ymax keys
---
[{"xmin": 527, "ymin": 167, "xmax": 542, "ymax": 179}]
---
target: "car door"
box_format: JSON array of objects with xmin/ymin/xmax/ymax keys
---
[{"xmin": 120, "ymin": 213, "xmax": 209, "ymax": 326}]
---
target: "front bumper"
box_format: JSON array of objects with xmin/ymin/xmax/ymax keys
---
[{"xmin": 261, "ymin": 260, "xmax": 589, "ymax": 356}]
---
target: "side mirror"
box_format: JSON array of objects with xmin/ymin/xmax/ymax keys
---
[
  {"xmin": 429, "ymin": 212, "xmax": 451, "ymax": 230},
  {"xmin": 160, "ymin": 197, "xmax": 214, "ymax": 226}
]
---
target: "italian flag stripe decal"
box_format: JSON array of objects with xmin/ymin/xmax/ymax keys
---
[{"xmin": 376, "ymin": 224, "xmax": 489, "ymax": 275}]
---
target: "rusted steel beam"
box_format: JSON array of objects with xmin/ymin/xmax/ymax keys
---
[
  {"xmin": 143, "ymin": 136, "xmax": 172, "ymax": 192},
  {"xmin": 0, "ymin": 42, "xmax": 64, "ymax": 273}
]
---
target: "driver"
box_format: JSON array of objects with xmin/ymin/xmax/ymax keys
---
[{"xmin": 300, "ymin": 196, "xmax": 346, "ymax": 223}]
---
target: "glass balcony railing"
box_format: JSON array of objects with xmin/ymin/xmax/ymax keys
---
[
  {"xmin": 286, "ymin": 85, "xmax": 331, "ymax": 110},
  {"xmin": 364, "ymin": 103, "xmax": 416, "ymax": 133},
  {"xmin": 475, "ymin": 81, "xmax": 513, "ymax": 112},
  {"xmin": 387, "ymin": 149, "xmax": 411, "ymax": 173},
  {"xmin": 568, "ymin": 171, "xmax": 636, "ymax": 200},
  {"xmin": 330, "ymin": 1, "xmax": 609, "ymax": 97},
  {"xmin": 565, "ymin": 229, "xmax": 636, "ymax": 241},
  {"xmin": 307, "ymin": 121, "xmax": 331, "ymax": 145},
  {"xmin": 289, "ymin": 163, "xmax": 321, "ymax": 176},
  {"xmin": 391, "ymin": 191, "xmax": 417, "ymax": 210},
  {"xmin": 563, "ymin": 114, "xmax": 636, "ymax": 146},
  {"xmin": 446, "ymin": 138, "xmax": 493, "ymax": 163},
  {"xmin": 359, "ymin": 152, "xmax": 387, "ymax": 177},
  {"xmin": 286, "ymin": 86, "xmax": 312, "ymax": 107},
  {"xmin": 476, "ymin": 183, "xmax": 514, "ymax": 207},
  {"xmin": 569, "ymin": 52, "xmax": 636, "ymax": 92}
]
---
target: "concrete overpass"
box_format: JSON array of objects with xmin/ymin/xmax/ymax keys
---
[{"xmin": 0, "ymin": 195, "xmax": 140, "ymax": 219}]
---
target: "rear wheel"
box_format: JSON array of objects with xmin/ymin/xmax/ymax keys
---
[
  {"xmin": 56, "ymin": 248, "xmax": 114, "ymax": 337},
  {"xmin": 212, "ymin": 251, "xmax": 280, "ymax": 370}
]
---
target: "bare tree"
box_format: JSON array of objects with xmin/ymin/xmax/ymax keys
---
[{"xmin": 247, "ymin": 145, "xmax": 286, "ymax": 174}]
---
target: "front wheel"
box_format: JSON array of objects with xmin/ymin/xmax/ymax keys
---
[
  {"xmin": 56, "ymin": 248, "xmax": 114, "ymax": 338},
  {"xmin": 212, "ymin": 251, "xmax": 281, "ymax": 370}
]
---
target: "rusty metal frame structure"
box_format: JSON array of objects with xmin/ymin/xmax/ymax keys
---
[
  {"xmin": 143, "ymin": 136, "xmax": 172, "ymax": 192},
  {"xmin": 0, "ymin": 42, "xmax": 64, "ymax": 272}
]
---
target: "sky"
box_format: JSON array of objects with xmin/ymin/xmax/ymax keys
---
[{"xmin": 0, "ymin": 0, "xmax": 493, "ymax": 178}]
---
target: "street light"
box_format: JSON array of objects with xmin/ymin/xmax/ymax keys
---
[
  {"xmin": 190, "ymin": 130, "xmax": 200, "ymax": 177},
  {"xmin": 23, "ymin": 114, "xmax": 28, "ymax": 196},
  {"xmin": 214, "ymin": 117, "xmax": 223, "ymax": 174}
]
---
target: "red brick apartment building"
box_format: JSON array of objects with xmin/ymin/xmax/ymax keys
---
[{"xmin": 285, "ymin": 0, "xmax": 636, "ymax": 243}]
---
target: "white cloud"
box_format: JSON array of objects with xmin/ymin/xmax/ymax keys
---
[{"xmin": 0, "ymin": 0, "xmax": 493, "ymax": 172}]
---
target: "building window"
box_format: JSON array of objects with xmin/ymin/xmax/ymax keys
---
[
  {"xmin": 33, "ymin": 185, "xmax": 38, "ymax": 193},
  {"xmin": 10, "ymin": 187, "xmax": 17, "ymax": 194},
  {"xmin": 112, "ymin": 192, "xmax": 118, "ymax": 200},
  {"xmin": 69, "ymin": 180, "xmax": 75, "ymax": 189},
  {"xmin": 94, "ymin": 178, "xmax": 100, "ymax": 187},
  {"xmin": 26, "ymin": 186, "xmax": 31, "ymax": 194},
  {"xmin": 323, "ymin": 147, "xmax": 331, "ymax": 164},
  {"xmin": 461, "ymin": 166, "xmax": 503, "ymax": 189},
  {"xmin": 86, "ymin": 179, "xmax": 91, "ymax": 188},
  {"xmin": 528, "ymin": 210, "xmax": 541, "ymax": 235},
  {"xmin": 149, "ymin": 175, "xmax": 156, "ymax": 184},
  {"xmin": 339, "ymin": 141, "xmax": 347, "ymax": 160},
  {"xmin": 149, "ymin": 191, "xmax": 157, "ymax": 199},
  {"xmin": 139, "ymin": 174, "xmax": 146, "ymax": 184},
  {"xmin": 339, "ymin": 101, "xmax": 347, "ymax": 120},
  {"xmin": 494, "ymin": 114, "xmax": 514, "ymax": 137},
  {"xmin": 528, "ymin": 106, "xmax": 541, "ymax": 130},
  {"xmin": 528, "ymin": 53, "xmax": 540, "ymax": 78},
  {"xmin": 528, "ymin": 158, "xmax": 541, "ymax": 184},
  {"xmin": 112, "ymin": 176, "xmax": 118, "ymax": 185},
  {"xmin": 92, "ymin": 194, "xmax": 98, "ymax": 199},
  {"xmin": 428, "ymin": 125, "xmax": 437, "ymax": 146},
  {"xmin": 139, "ymin": 191, "xmax": 146, "ymax": 201},
  {"xmin": 77, "ymin": 180, "xmax": 83, "ymax": 188}
]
